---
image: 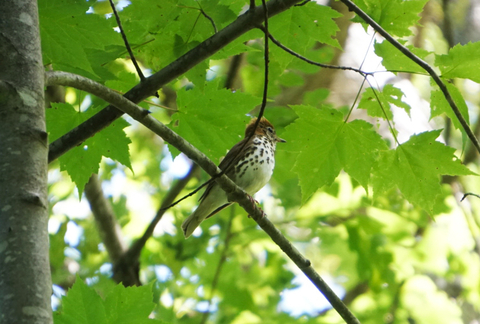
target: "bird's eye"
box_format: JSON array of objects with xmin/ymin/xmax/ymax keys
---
[{"xmin": 267, "ymin": 127, "xmax": 274, "ymax": 133}]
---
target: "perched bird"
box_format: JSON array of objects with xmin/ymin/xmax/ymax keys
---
[{"xmin": 181, "ymin": 117, "xmax": 286, "ymax": 238}]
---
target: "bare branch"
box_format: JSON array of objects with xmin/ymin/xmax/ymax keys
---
[
  {"xmin": 85, "ymin": 174, "xmax": 128, "ymax": 264},
  {"xmin": 84, "ymin": 174, "xmax": 143, "ymax": 285}
]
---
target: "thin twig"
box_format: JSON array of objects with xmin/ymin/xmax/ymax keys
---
[
  {"xmin": 359, "ymin": 31, "xmax": 376, "ymax": 71},
  {"xmin": 242, "ymin": 0, "xmax": 271, "ymax": 137},
  {"xmin": 108, "ymin": 0, "xmax": 145, "ymax": 82},
  {"xmin": 154, "ymin": 177, "xmax": 213, "ymax": 212},
  {"xmin": 264, "ymin": 28, "xmax": 366, "ymax": 75},
  {"xmin": 258, "ymin": 0, "xmax": 269, "ymax": 121},
  {"xmin": 344, "ymin": 77, "xmax": 367, "ymax": 122},
  {"xmin": 365, "ymin": 78, "xmax": 400, "ymax": 145},
  {"xmin": 200, "ymin": 8, "xmax": 217, "ymax": 33},
  {"xmin": 461, "ymin": 192, "xmax": 480, "ymax": 202},
  {"xmin": 177, "ymin": 4, "xmax": 217, "ymax": 33},
  {"xmin": 267, "ymin": 29, "xmax": 428, "ymax": 77},
  {"xmin": 339, "ymin": 0, "xmax": 480, "ymax": 155},
  {"xmin": 344, "ymin": 31, "xmax": 376, "ymax": 122}
]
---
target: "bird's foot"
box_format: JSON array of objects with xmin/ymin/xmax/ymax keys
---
[{"xmin": 247, "ymin": 195, "xmax": 265, "ymax": 218}]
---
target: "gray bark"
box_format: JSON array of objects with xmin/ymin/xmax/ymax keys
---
[{"xmin": 0, "ymin": 0, "xmax": 52, "ymax": 323}]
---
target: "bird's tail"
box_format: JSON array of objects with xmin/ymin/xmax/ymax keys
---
[
  {"xmin": 182, "ymin": 185, "xmax": 229, "ymax": 238},
  {"xmin": 181, "ymin": 192, "xmax": 220, "ymax": 238},
  {"xmin": 181, "ymin": 208, "xmax": 206, "ymax": 238}
]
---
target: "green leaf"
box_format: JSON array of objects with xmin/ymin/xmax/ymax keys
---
[
  {"xmin": 54, "ymin": 278, "xmax": 160, "ymax": 324},
  {"xmin": 120, "ymin": 0, "xmax": 179, "ymax": 38},
  {"xmin": 105, "ymin": 72, "xmax": 139, "ymax": 94},
  {"xmin": 46, "ymin": 103, "xmax": 131, "ymax": 196},
  {"xmin": 372, "ymin": 130, "xmax": 476, "ymax": 212},
  {"xmin": 195, "ymin": 0, "xmax": 237, "ymax": 30},
  {"xmin": 185, "ymin": 58, "xmax": 208, "ymax": 90},
  {"xmin": 337, "ymin": 119, "xmax": 389, "ymax": 191},
  {"xmin": 39, "ymin": 0, "xmax": 122, "ymax": 78},
  {"xmin": 46, "ymin": 103, "xmax": 84, "ymax": 142},
  {"xmin": 358, "ymin": 85, "xmax": 411, "ymax": 119},
  {"xmin": 170, "ymin": 82, "xmax": 259, "ymax": 162},
  {"xmin": 54, "ymin": 276, "xmax": 107, "ymax": 324},
  {"xmin": 353, "ymin": 0, "xmax": 428, "ymax": 37},
  {"xmin": 436, "ymin": 42, "xmax": 480, "ymax": 82},
  {"xmin": 374, "ymin": 40, "xmax": 430, "ymax": 74},
  {"xmin": 104, "ymin": 283, "xmax": 156, "ymax": 324},
  {"xmin": 282, "ymin": 105, "xmax": 388, "ymax": 203},
  {"xmin": 269, "ymin": 2, "xmax": 341, "ymax": 69},
  {"xmin": 211, "ymin": 33, "xmax": 260, "ymax": 60},
  {"xmin": 123, "ymin": 0, "xmax": 223, "ymax": 83}
]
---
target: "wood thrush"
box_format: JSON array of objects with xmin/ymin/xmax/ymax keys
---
[{"xmin": 182, "ymin": 117, "xmax": 286, "ymax": 238}]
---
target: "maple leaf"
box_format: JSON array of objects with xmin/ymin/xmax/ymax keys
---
[
  {"xmin": 372, "ymin": 130, "xmax": 476, "ymax": 212},
  {"xmin": 282, "ymin": 105, "xmax": 388, "ymax": 203}
]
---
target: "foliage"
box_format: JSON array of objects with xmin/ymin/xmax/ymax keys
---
[
  {"xmin": 53, "ymin": 276, "xmax": 162, "ymax": 324},
  {"xmin": 41, "ymin": 0, "xmax": 480, "ymax": 323}
]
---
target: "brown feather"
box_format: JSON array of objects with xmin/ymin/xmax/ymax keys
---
[
  {"xmin": 199, "ymin": 136, "xmax": 252, "ymax": 202},
  {"xmin": 199, "ymin": 117, "xmax": 278, "ymax": 203}
]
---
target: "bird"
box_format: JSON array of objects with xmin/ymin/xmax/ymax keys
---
[{"xmin": 181, "ymin": 117, "xmax": 286, "ymax": 238}]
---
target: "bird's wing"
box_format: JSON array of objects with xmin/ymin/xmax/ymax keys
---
[
  {"xmin": 199, "ymin": 138, "xmax": 248, "ymax": 202},
  {"xmin": 205, "ymin": 203, "xmax": 233, "ymax": 219}
]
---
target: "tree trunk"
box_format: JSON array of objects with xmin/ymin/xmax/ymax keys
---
[{"xmin": 0, "ymin": 0, "xmax": 52, "ymax": 323}]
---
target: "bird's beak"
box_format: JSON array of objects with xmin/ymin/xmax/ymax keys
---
[{"xmin": 276, "ymin": 136, "xmax": 286, "ymax": 143}]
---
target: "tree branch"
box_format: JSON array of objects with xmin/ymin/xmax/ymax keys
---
[
  {"xmin": 114, "ymin": 163, "xmax": 199, "ymax": 282},
  {"xmin": 85, "ymin": 174, "xmax": 127, "ymax": 263},
  {"xmin": 84, "ymin": 174, "xmax": 141, "ymax": 286},
  {"xmin": 47, "ymin": 0, "xmax": 303, "ymax": 163},
  {"xmin": 45, "ymin": 70, "xmax": 360, "ymax": 324},
  {"xmin": 339, "ymin": 0, "xmax": 480, "ymax": 155}
]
